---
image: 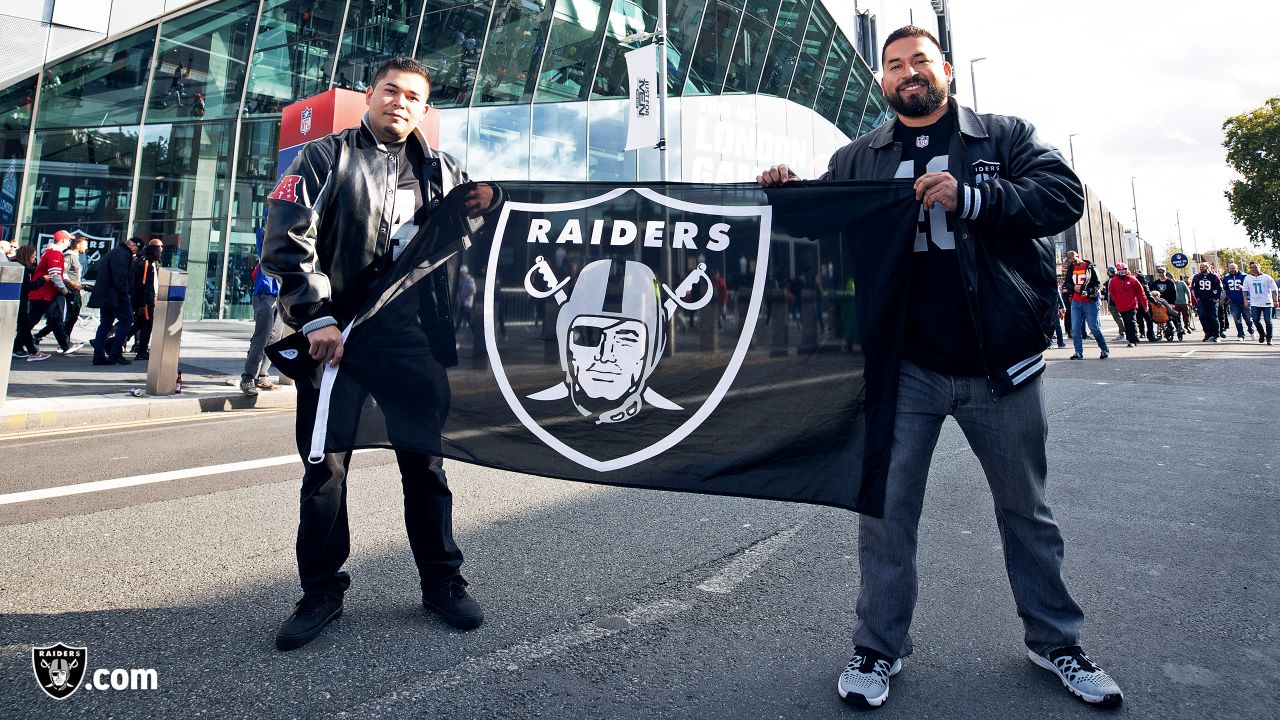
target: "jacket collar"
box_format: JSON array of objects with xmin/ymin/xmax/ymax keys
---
[
  {"xmin": 868, "ymin": 97, "xmax": 989, "ymax": 149},
  {"xmin": 359, "ymin": 113, "xmax": 434, "ymax": 156}
]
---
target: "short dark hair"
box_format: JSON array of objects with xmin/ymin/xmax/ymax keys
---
[
  {"xmin": 371, "ymin": 56, "xmax": 432, "ymax": 89},
  {"xmin": 882, "ymin": 26, "xmax": 944, "ymax": 63}
]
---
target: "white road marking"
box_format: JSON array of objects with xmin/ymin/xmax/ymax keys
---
[
  {"xmin": 0, "ymin": 450, "xmax": 383, "ymax": 505},
  {"xmin": 1180, "ymin": 349, "xmax": 1198, "ymax": 358},
  {"xmin": 340, "ymin": 525, "xmax": 802, "ymax": 717}
]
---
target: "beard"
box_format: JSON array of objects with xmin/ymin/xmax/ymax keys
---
[{"xmin": 886, "ymin": 78, "xmax": 948, "ymax": 117}]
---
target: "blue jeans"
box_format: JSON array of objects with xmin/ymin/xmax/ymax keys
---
[
  {"xmin": 1251, "ymin": 306, "xmax": 1273, "ymax": 342},
  {"xmin": 1071, "ymin": 300, "xmax": 1110, "ymax": 355},
  {"xmin": 1228, "ymin": 302, "xmax": 1254, "ymax": 337},
  {"xmin": 852, "ymin": 361, "xmax": 1084, "ymax": 659}
]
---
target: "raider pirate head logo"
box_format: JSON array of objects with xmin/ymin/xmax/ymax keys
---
[
  {"xmin": 485, "ymin": 187, "xmax": 771, "ymax": 472},
  {"xmin": 32, "ymin": 643, "xmax": 87, "ymax": 700}
]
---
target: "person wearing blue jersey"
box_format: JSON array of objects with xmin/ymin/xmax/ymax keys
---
[
  {"xmin": 241, "ymin": 222, "xmax": 284, "ymax": 395},
  {"xmin": 1221, "ymin": 262, "xmax": 1255, "ymax": 341}
]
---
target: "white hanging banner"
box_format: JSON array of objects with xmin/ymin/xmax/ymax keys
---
[{"xmin": 624, "ymin": 43, "xmax": 660, "ymax": 151}]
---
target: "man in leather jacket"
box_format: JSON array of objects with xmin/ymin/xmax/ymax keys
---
[
  {"xmin": 758, "ymin": 26, "xmax": 1121, "ymax": 709},
  {"xmin": 263, "ymin": 56, "xmax": 497, "ymax": 651}
]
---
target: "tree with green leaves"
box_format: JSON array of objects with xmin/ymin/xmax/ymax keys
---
[{"xmin": 1224, "ymin": 97, "xmax": 1280, "ymax": 251}]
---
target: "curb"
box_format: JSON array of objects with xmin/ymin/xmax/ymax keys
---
[{"xmin": 0, "ymin": 386, "xmax": 298, "ymax": 433}]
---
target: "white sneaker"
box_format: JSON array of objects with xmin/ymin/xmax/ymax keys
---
[
  {"xmin": 1029, "ymin": 646, "xmax": 1123, "ymax": 707},
  {"xmin": 837, "ymin": 647, "xmax": 902, "ymax": 708}
]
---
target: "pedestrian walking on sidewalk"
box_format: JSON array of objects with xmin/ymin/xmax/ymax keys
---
[
  {"xmin": 1103, "ymin": 266, "xmax": 1125, "ymax": 340},
  {"xmin": 21, "ymin": 230, "xmax": 83, "ymax": 357},
  {"xmin": 10, "ymin": 245, "xmax": 50, "ymax": 362},
  {"xmin": 1191, "ymin": 262, "xmax": 1223, "ymax": 342},
  {"xmin": 1175, "ymin": 274, "xmax": 1195, "ymax": 331},
  {"xmin": 241, "ymin": 226, "xmax": 283, "ymax": 395},
  {"xmin": 1063, "ymin": 251, "xmax": 1109, "ymax": 359},
  {"xmin": 34, "ymin": 235, "xmax": 87, "ymax": 346},
  {"xmin": 1243, "ymin": 261, "xmax": 1277, "ymax": 345},
  {"xmin": 1107, "ymin": 263, "xmax": 1146, "ymax": 347},
  {"xmin": 1222, "ymin": 262, "xmax": 1256, "ymax": 341},
  {"xmin": 758, "ymin": 25, "xmax": 1121, "ymax": 710},
  {"xmin": 129, "ymin": 241, "xmax": 161, "ymax": 360},
  {"xmin": 88, "ymin": 237, "xmax": 137, "ymax": 365}
]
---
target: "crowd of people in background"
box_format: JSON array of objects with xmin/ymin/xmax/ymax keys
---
[
  {"xmin": 4, "ymin": 232, "xmax": 164, "ymax": 365},
  {"xmin": 1057, "ymin": 251, "xmax": 1278, "ymax": 359}
]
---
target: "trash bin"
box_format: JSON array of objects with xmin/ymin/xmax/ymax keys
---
[
  {"xmin": 146, "ymin": 268, "xmax": 188, "ymax": 396},
  {"xmin": 0, "ymin": 261, "xmax": 23, "ymax": 407}
]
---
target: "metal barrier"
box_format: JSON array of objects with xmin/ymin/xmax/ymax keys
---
[
  {"xmin": 146, "ymin": 268, "xmax": 188, "ymax": 396},
  {"xmin": 0, "ymin": 261, "xmax": 22, "ymax": 407}
]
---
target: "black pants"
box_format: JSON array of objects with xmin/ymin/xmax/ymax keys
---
[
  {"xmin": 1120, "ymin": 309, "xmax": 1140, "ymax": 344},
  {"xmin": 1139, "ymin": 307, "xmax": 1156, "ymax": 341},
  {"xmin": 23, "ymin": 297, "xmax": 70, "ymax": 351},
  {"xmin": 294, "ymin": 380, "xmax": 463, "ymax": 599},
  {"xmin": 1197, "ymin": 302, "xmax": 1221, "ymax": 339},
  {"xmin": 34, "ymin": 289, "xmax": 81, "ymax": 341},
  {"xmin": 132, "ymin": 304, "xmax": 154, "ymax": 354}
]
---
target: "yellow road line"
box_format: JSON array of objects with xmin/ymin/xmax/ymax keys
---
[{"xmin": 2, "ymin": 407, "xmax": 292, "ymax": 441}]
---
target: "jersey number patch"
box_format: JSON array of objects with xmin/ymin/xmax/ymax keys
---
[{"xmin": 896, "ymin": 157, "xmax": 955, "ymax": 252}]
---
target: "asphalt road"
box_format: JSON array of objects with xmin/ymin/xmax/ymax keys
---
[{"xmin": 1, "ymin": 337, "xmax": 1277, "ymax": 719}]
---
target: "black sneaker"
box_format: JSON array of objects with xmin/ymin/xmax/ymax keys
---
[
  {"xmin": 422, "ymin": 575, "xmax": 484, "ymax": 630},
  {"xmin": 275, "ymin": 593, "xmax": 343, "ymax": 651},
  {"xmin": 1069, "ymin": 353, "xmax": 1082, "ymax": 360},
  {"xmin": 1029, "ymin": 645, "xmax": 1122, "ymax": 707},
  {"xmin": 837, "ymin": 646, "xmax": 902, "ymax": 708},
  {"xmin": 1099, "ymin": 352, "xmax": 1109, "ymax": 359}
]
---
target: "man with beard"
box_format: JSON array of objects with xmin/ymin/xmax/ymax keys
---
[
  {"xmin": 758, "ymin": 26, "xmax": 1122, "ymax": 709},
  {"xmin": 1191, "ymin": 262, "xmax": 1223, "ymax": 341}
]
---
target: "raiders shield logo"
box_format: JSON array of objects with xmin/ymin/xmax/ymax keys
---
[
  {"xmin": 971, "ymin": 159, "xmax": 1001, "ymax": 184},
  {"xmin": 32, "ymin": 643, "xmax": 87, "ymax": 700},
  {"xmin": 484, "ymin": 187, "xmax": 771, "ymax": 472}
]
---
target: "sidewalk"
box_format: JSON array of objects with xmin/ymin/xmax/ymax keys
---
[{"xmin": 2, "ymin": 319, "xmax": 296, "ymax": 432}]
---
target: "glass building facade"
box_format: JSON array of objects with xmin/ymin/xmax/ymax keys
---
[{"xmin": 0, "ymin": 0, "xmax": 889, "ymax": 319}]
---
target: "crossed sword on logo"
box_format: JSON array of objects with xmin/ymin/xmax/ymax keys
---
[{"xmin": 523, "ymin": 255, "xmax": 716, "ymax": 412}]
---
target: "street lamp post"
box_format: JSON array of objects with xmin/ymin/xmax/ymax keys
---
[
  {"xmin": 969, "ymin": 57, "xmax": 986, "ymax": 112},
  {"xmin": 1068, "ymin": 133, "xmax": 1079, "ymax": 170},
  {"xmin": 1130, "ymin": 176, "xmax": 1141, "ymax": 244}
]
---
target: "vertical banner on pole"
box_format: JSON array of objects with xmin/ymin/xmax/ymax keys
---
[{"xmin": 624, "ymin": 44, "xmax": 660, "ymax": 151}]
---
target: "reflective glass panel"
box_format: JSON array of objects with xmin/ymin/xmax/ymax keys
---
[
  {"xmin": 231, "ymin": 119, "xmax": 284, "ymax": 225},
  {"xmin": 757, "ymin": 0, "xmax": 808, "ymax": 97},
  {"xmin": 416, "ymin": 2, "xmax": 496, "ymax": 108},
  {"xmin": 133, "ymin": 122, "xmax": 233, "ymax": 231},
  {"xmin": 474, "ymin": 0, "xmax": 557, "ymax": 105},
  {"xmin": 590, "ymin": 0, "xmax": 656, "ymax": 101},
  {"xmin": 530, "ymin": 103, "xmax": 587, "ymax": 179},
  {"xmin": 345, "ymin": 0, "xmax": 425, "ymax": 30},
  {"xmin": 22, "ymin": 127, "xmax": 138, "ymax": 248},
  {"xmin": 814, "ymin": 34, "xmax": 853, "ymax": 123},
  {"xmin": 587, "ymin": 99, "xmax": 635, "ymax": 181},
  {"xmin": 256, "ymin": 0, "xmax": 348, "ymax": 47},
  {"xmin": 722, "ymin": 15, "xmax": 770, "ymax": 93},
  {"xmin": 468, "ymin": 105, "xmax": 530, "ymax": 179},
  {"xmin": 0, "ymin": 76, "xmax": 36, "ymax": 241},
  {"xmin": 129, "ymin": 217, "xmax": 224, "ymax": 319},
  {"xmin": 246, "ymin": 39, "xmax": 342, "ymax": 115},
  {"xmin": 535, "ymin": 0, "xmax": 611, "ymax": 103},
  {"xmin": 787, "ymin": 2, "xmax": 832, "ymax": 107},
  {"xmin": 685, "ymin": 1, "xmax": 741, "ymax": 96},
  {"xmin": 148, "ymin": 0, "xmax": 257, "ymax": 123},
  {"xmin": 859, "ymin": 90, "xmax": 892, "ymax": 135},
  {"xmin": 436, "ymin": 107, "xmax": 470, "ymax": 164},
  {"xmin": 743, "ymin": 0, "xmax": 781, "ymax": 24},
  {"xmin": 836, "ymin": 62, "xmax": 871, "ymax": 137},
  {"xmin": 333, "ymin": 16, "xmax": 421, "ymax": 92},
  {"xmin": 36, "ymin": 28, "xmax": 157, "ymax": 129},
  {"xmin": 0, "ymin": 75, "xmax": 37, "ymax": 133},
  {"xmin": 665, "ymin": 0, "xmax": 710, "ymax": 96}
]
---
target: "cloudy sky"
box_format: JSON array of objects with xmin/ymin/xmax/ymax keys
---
[{"xmin": 858, "ymin": 0, "xmax": 1274, "ymax": 256}]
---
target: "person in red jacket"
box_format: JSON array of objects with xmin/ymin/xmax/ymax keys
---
[
  {"xmin": 21, "ymin": 230, "xmax": 83, "ymax": 356},
  {"xmin": 1106, "ymin": 262, "xmax": 1148, "ymax": 347}
]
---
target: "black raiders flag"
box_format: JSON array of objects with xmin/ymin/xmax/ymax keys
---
[{"xmin": 304, "ymin": 181, "xmax": 917, "ymax": 515}]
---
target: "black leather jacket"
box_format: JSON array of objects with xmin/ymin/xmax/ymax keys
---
[
  {"xmin": 262, "ymin": 118, "xmax": 471, "ymax": 366},
  {"xmin": 822, "ymin": 98, "xmax": 1083, "ymax": 398}
]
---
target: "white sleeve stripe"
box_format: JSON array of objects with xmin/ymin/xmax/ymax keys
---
[{"xmin": 969, "ymin": 185, "xmax": 983, "ymax": 220}]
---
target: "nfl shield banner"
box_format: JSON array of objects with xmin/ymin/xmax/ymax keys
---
[
  {"xmin": 311, "ymin": 181, "xmax": 918, "ymax": 514},
  {"xmin": 624, "ymin": 44, "xmax": 660, "ymax": 150}
]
